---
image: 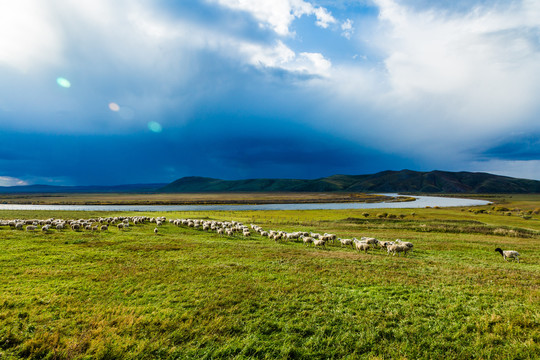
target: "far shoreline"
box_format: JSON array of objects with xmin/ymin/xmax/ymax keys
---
[{"xmin": 0, "ymin": 192, "xmax": 414, "ymax": 206}]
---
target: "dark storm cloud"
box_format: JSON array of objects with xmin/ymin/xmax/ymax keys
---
[{"xmin": 1, "ymin": 0, "xmax": 540, "ymax": 184}]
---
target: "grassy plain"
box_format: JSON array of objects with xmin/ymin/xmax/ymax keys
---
[{"xmin": 0, "ymin": 195, "xmax": 539, "ymax": 359}]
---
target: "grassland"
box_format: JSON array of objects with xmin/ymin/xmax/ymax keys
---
[{"xmin": 0, "ymin": 195, "xmax": 539, "ymax": 359}]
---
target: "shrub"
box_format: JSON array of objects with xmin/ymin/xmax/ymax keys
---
[
  {"xmin": 376, "ymin": 212, "xmax": 388, "ymax": 219},
  {"xmin": 362, "ymin": 212, "xmax": 369, "ymax": 218},
  {"xmin": 493, "ymin": 206, "xmax": 509, "ymax": 212}
]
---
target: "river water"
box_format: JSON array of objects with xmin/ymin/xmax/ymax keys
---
[{"xmin": 0, "ymin": 194, "xmax": 491, "ymax": 212}]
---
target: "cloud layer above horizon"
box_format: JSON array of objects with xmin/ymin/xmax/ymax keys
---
[{"xmin": 1, "ymin": 0, "xmax": 540, "ymax": 185}]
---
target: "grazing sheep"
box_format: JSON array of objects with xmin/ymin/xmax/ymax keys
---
[
  {"xmin": 313, "ymin": 239, "xmax": 326, "ymax": 249},
  {"xmin": 323, "ymin": 233, "xmax": 337, "ymax": 243},
  {"xmin": 100, "ymin": 225, "xmax": 108, "ymax": 231},
  {"xmin": 41, "ymin": 225, "xmax": 50, "ymax": 232},
  {"xmin": 71, "ymin": 224, "xmax": 80, "ymax": 231},
  {"xmin": 117, "ymin": 223, "xmax": 124, "ymax": 230},
  {"xmin": 387, "ymin": 244, "xmax": 410, "ymax": 256},
  {"xmin": 154, "ymin": 228, "xmax": 158, "ymax": 234},
  {"xmin": 26, "ymin": 225, "xmax": 37, "ymax": 232},
  {"xmin": 338, "ymin": 238, "xmax": 354, "ymax": 248},
  {"xmin": 353, "ymin": 238, "xmax": 370, "ymax": 253},
  {"xmin": 379, "ymin": 241, "xmax": 394, "ymax": 249},
  {"xmin": 361, "ymin": 237, "xmax": 380, "ymax": 246},
  {"xmin": 495, "ymin": 248, "xmax": 520, "ymax": 262},
  {"xmin": 301, "ymin": 236, "xmax": 314, "ymax": 246}
]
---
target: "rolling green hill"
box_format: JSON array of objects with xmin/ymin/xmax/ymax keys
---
[{"xmin": 158, "ymin": 170, "xmax": 540, "ymax": 193}]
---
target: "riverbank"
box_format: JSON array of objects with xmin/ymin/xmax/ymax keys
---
[
  {"xmin": 0, "ymin": 192, "xmax": 396, "ymax": 206},
  {"xmin": 0, "ymin": 194, "xmax": 491, "ymax": 211}
]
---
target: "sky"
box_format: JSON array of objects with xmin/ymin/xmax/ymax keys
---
[{"xmin": 1, "ymin": 0, "xmax": 540, "ymax": 186}]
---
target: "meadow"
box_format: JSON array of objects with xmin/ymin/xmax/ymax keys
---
[{"xmin": 0, "ymin": 194, "xmax": 539, "ymax": 359}]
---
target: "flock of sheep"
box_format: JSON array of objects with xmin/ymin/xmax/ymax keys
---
[
  {"xmin": 0, "ymin": 216, "xmax": 158, "ymax": 233},
  {"xmin": 166, "ymin": 218, "xmax": 414, "ymax": 256},
  {"xmin": 1, "ymin": 215, "xmax": 520, "ymax": 261},
  {"xmin": 0, "ymin": 215, "xmax": 413, "ymax": 256}
]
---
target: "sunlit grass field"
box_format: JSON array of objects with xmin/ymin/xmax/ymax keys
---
[{"xmin": 0, "ymin": 195, "xmax": 539, "ymax": 359}]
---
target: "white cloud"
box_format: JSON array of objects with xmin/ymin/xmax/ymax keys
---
[
  {"xmin": 0, "ymin": 1, "xmax": 62, "ymax": 72},
  {"xmin": 322, "ymin": 0, "xmax": 540, "ymax": 159},
  {"xmin": 209, "ymin": 0, "xmax": 336, "ymax": 36},
  {"xmin": 341, "ymin": 18, "xmax": 354, "ymax": 39},
  {"xmin": 238, "ymin": 41, "xmax": 331, "ymax": 76},
  {"xmin": 0, "ymin": 176, "xmax": 28, "ymax": 186}
]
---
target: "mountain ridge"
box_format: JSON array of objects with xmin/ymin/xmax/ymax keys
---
[
  {"xmin": 1, "ymin": 170, "xmax": 539, "ymax": 194},
  {"xmin": 158, "ymin": 170, "xmax": 540, "ymax": 193}
]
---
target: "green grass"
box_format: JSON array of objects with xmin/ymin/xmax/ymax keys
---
[{"xmin": 0, "ymin": 202, "xmax": 539, "ymax": 359}]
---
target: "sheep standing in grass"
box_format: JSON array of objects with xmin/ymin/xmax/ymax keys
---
[
  {"xmin": 313, "ymin": 239, "xmax": 326, "ymax": 249},
  {"xmin": 301, "ymin": 236, "xmax": 314, "ymax": 246},
  {"xmin": 338, "ymin": 238, "xmax": 354, "ymax": 248},
  {"xmin": 323, "ymin": 233, "xmax": 337, "ymax": 244},
  {"xmin": 26, "ymin": 225, "xmax": 37, "ymax": 232},
  {"xmin": 361, "ymin": 237, "xmax": 380, "ymax": 247},
  {"xmin": 379, "ymin": 241, "xmax": 394, "ymax": 250},
  {"xmin": 387, "ymin": 244, "xmax": 410, "ymax": 256},
  {"xmin": 495, "ymin": 248, "xmax": 520, "ymax": 262},
  {"xmin": 353, "ymin": 238, "xmax": 370, "ymax": 253},
  {"xmin": 154, "ymin": 228, "xmax": 158, "ymax": 235}
]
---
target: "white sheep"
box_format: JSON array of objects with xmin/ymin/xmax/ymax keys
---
[
  {"xmin": 353, "ymin": 238, "xmax": 370, "ymax": 253},
  {"xmin": 154, "ymin": 227, "xmax": 158, "ymax": 234},
  {"xmin": 301, "ymin": 236, "xmax": 314, "ymax": 246},
  {"xmin": 495, "ymin": 248, "xmax": 520, "ymax": 262},
  {"xmin": 361, "ymin": 237, "xmax": 380, "ymax": 246},
  {"xmin": 313, "ymin": 239, "xmax": 326, "ymax": 249},
  {"xmin": 338, "ymin": 238, "xmax": 354, "ymax": 248},
  {"xmin": 387, "ymin": 244, "xmax": 410, "ymax": 256},
  {"xmin": 26, "ymin": 225, "xmax": 37, "ymax": 231}
]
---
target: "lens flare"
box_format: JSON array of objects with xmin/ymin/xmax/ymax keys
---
[
  {"xmin": 56, "ymin": 77, "xmax": 71, "ymax": 88},
  {"xmin": 108, "ymin": 102, "xmax": 120, "ymax": 111},
  {"xmin": 148, "ymin": 121, "xmax": 162, "ymax": 133}
]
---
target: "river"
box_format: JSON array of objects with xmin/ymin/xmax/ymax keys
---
[{"xmin": 0, "ymin": 194, "xmax": 491, "ymax": 211}]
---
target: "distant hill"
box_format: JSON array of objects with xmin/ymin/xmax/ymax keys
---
[
  {"xmin": 2, "ymin": 170, "xmax": 539, "ymax": 194},
  {"xmin": 0, "ymin": 183, "xmax": 167, "ymax": 194},
  {"xmin": 158, "ymin": 170, "xmax": 540, "ymax": 193}
]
